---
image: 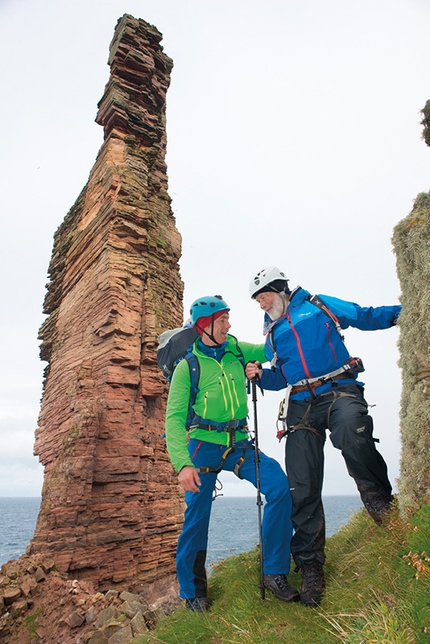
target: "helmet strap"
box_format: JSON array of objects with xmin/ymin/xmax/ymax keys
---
[{"xmin": 201, "ymin": 314, "xmax": 223, "ymax": 346}]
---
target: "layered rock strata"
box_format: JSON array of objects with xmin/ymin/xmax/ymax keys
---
[{"xmin": 31, "ymin": 14, "xmax": 184, "ymax": 596}]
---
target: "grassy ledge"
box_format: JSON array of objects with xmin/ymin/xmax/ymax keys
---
[{"xmin": 134, "ymin": 499, "xmax": 430, "ymax": 644}]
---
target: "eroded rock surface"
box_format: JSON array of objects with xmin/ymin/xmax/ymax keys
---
[{"xmin": 0, "ymin": 555, "xmax": 176, "ymax": 643}]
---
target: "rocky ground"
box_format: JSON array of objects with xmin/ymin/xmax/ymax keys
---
[{"xmin": 0, "ymin": 553, "xmax": 179, "ymax": 644}]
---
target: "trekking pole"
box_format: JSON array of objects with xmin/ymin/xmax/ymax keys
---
[{"xmin": 250, "ymin": 376, "xmax": 265, "ymax": 600}]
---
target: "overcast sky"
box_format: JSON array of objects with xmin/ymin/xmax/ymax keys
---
[{"xmin": 0, "ymin": 0, "xmax": 429, "ymax": 499}]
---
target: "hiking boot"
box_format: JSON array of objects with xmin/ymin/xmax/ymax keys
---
[
  {"xmin": 300, "ymin": 560, "xmax": 324, "ymax": 607},
  {"xmin": 185, "ymin": 597, "xmax": 208, "ymax": 612},
  {"xmin": 263, "ymin": 574, "xmax": 300, "ymax": 602},
  {"xmin": 361, "ymin": 493, "xmax": 394, "ymax": 525}
]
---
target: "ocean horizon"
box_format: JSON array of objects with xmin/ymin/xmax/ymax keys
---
[{"xmin": 0, "ymin": 495, "xmax": 363, "ymax": 570}]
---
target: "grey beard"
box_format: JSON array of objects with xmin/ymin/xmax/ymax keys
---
[{"xmin": 267, "ymin": 299, "xmax": 285, "ymax": 321}]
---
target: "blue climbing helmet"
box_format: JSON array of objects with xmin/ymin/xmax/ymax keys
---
[{"xmin": 190, "ymin": 295, "xmax": 230, "ymax": 326}]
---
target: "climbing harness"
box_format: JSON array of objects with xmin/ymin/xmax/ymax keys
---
[
  {"xmin": 191, "ymin": 423, "xmax": 254, "ymax": 478},
  {"xmin": 276, "ymin": 356, "xmax": 364, "ymax": 438},
  {"xmin": 277, "ymin": 389, "xmax": 361, "ymax": 441}
]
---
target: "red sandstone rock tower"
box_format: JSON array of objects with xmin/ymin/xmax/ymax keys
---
[{"xmin": 31, "ymin": 15, "xmax": 184, "ymax": 598}]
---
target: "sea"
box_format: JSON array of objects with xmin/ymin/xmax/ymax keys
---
[{"xmin": 0, "ymin": 496, "xmax": 363, "ymax": 570}]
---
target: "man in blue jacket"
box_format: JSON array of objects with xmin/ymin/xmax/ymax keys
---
[{"xmin": 246, "ymin": 267, "xmax": 401, "ymax": 607}]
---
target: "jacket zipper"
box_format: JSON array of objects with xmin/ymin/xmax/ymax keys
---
[
  {"xmin": 219, "ymin": 371, "xmax": 229, "ymax": 410},
  {"xmin": 229, "ymin": 374, "xmax": 240, "ymax": 408},
  {"xmin": 287, "ymin": 309, "xmax": 312, "ymax": 379},
  {"xmin": 199, "ymin": 353, "xmax": 240, "ymax": 418}
]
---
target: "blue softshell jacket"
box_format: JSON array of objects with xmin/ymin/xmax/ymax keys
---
[{"xmin": 260, "ymin": 286, "xmax": 401, "ymax": 399}]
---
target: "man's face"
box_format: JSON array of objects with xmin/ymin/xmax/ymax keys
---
[
  {"xmin": 202, "ymin": 312, "xmax": 231, "ymax": 345},
  {"xmin": 255, "ymin": 291, "xmax": 285, "ymax": 321}
]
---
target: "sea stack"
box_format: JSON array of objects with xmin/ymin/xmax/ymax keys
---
[{"xmin": 30, "ymin": 14, "xmax": 184, "ymax": 602}]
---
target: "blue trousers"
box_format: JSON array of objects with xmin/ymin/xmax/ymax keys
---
[{"xmin": 176, "ymin": 438, "xmax": 293, "ymax": 599}]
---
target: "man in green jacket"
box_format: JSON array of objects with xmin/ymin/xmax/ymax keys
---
[{"xmin": 165, "ymin": 295, "xmax": 296, "ymax": 612}]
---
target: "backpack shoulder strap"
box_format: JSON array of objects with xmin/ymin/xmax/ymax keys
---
[
  {"xmin": 184, "ymin": 351, "xmax": 200, "ymax": 428},
  {"xmin": 185, "ymin": 351, "xmax": 200, "ymax": 401},
  {"xmin": 307, "ymin": 294, "xmax": 344, "ymax": 341}
]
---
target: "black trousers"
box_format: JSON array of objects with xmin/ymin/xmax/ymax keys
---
[{"xmin": 285, "ymin": 383, "xmax": 392, "ymax": 568}]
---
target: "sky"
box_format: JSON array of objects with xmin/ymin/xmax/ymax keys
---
[{"xmin": 0, "ymin": 0, "xmax": 429, "ymax": 499}]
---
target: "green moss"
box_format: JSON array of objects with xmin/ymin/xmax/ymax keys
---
[
  {"xmin": 158, "ymin": 190, "xmax": 172, "ymax": 203},
  {"xmin": 421, "ymin": 99, "xmax": 430, "ymax": 147},
  {"xmin": 23, "ymin": 609, "xmax": 43, "ymax": 640}
]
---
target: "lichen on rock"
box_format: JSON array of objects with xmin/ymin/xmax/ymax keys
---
[{"xmin": 392, "ymin": 187, "xmax": 430, "ymax": 513}]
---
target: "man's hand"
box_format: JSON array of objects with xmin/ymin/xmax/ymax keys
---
[
  {"xmin": 245, "ymin": 361, "xmax": 263, "ymax": 381},
  {"xmin": 179, "ymin": 466, "xmax": 201, "ymax": 492}
]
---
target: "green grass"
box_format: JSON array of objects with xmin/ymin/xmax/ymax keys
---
[{"xmin": 134, "ymin": 500, "xmax": 430, "ymax": 644}]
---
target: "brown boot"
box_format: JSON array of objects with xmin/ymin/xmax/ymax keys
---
[{"xmin": 300, "ymin": 560, "xmax": 324, "ymax": 607}]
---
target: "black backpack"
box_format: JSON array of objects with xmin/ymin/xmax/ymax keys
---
[
  {"xmin": 157, "ymin": 324, "xmax": 201, "ymax": 428},
  {"xmin": 157, "ymin": 324, "xmax": 199, "ymax": 380}
]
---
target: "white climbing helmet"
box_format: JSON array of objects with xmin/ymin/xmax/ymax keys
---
[{"xmin": 249, "ymin": 266, "xmax": 289, "ymax": 299}]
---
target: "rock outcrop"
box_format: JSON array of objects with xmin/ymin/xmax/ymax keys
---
[
  {"xmin": 30, "ymin": 13, "xmax": 184, "ymax": 600},
  {"xmin": 392, "ymin": 101, "xmax": 430, "ymax": 514},
  {"xmin": 392, "ymin": 191, "xmax": 430, "ymax": 514}
]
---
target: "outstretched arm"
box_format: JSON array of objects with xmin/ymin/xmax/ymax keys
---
[{"xmin": 319, "ymin": 294, "xmax": 401, "ymax": 331}]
